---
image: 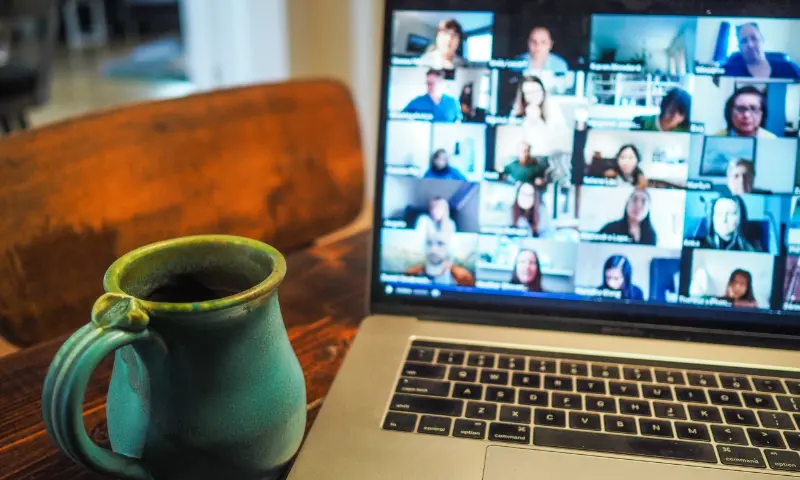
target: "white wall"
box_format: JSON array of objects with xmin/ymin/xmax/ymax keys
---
[
  {"xmin": 688, "ymin": 249, "xmax": 774, "ymax": 308},
  {"xmin": 695, "ymin": 17, "xmax": 800, "ymax": 64},
  {"xmin": 691, "ymin": 76, "xmax": 732, "ymax": 134},
  {"xmin": 495, "ymin": 125, "xmax": 525, "ymax": 171},
  {"xmin": 386, "ymin": 121, "xmax": 432, "ymax": 169},
  {"xmin": 393, "ymin": 15, "xmax": 437, "ymax": 55}
]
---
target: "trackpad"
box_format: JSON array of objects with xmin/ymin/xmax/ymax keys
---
[{"xmin": 483, "ymin": 446, "xmax": 765, "ymax": 479}]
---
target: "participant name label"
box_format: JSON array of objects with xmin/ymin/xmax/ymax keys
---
[
  {"xmin": 489, "ymin": 59, "xmax": 528, "ymax": 69},
  {"xmin": 583, "ymin": 176, "xmax": 618, "ymax": 187},
  {"xmin": 686, "ymin": 180, "xmax": 712, "ymax": 191},
  {"xmin": 580, "ymin": 232, "xmax": 632, "ymax": 244},
  {"xmin": 380, "ymin": 274, "xmax": 432, "ymax": 285},
  {"xmin": 575, "ymin": 287, "xmax": 622, "ymax": 299},
  {"xmin": 679, "ymin": 296, "xmax": 731, "ymax": 307},
  {"xmin": 695, "ymin": 65, "xmax": 725, "ymax": 75},
  {"xmin": 587, "ymin": 119, "xmax": 638, "ymax": 130},
  {"xmin": 389, "ymin": 111, "xmax": 433, "ymax": 122},
  {"xmin": 481, "ymin": 226, "xmax": 531, "ymax": 236},
  {"xmin": 590, "ymin": 62, "xmax": 643, "ymax": 73}
]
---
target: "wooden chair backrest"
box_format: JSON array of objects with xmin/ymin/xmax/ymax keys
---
[{"xmin": 0, "ymin": 79, "xmax": 364, "ymax": 347}]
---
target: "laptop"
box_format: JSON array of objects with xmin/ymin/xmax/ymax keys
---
[{"xmin": 289, "ymin": 0, "xmax": 800, "ymax": 477}]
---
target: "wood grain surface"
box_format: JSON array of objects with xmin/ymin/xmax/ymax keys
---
[
  {"xmin": 0, "ymin": 230, "xmax": 370, "ymax": 480},
  {"xmin": 0, "ymin": 79, "xmax": 364, "ymax": 347}
]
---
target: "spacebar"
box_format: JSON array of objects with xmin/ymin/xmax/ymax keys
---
[{"xmin": 534, "ymin": 428, "xmax": 718, "ymax": 464}]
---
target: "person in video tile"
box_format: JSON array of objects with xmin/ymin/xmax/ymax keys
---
[
  {"xmin": 405, "ymin": 230, "xmax": 475, "ymax": 286},
  {"xmin": 724, "ymin": 23, "xmax": 800, "ymax": 80},
  {"xmin": 423, "ymin": 149, "xmax": 466, "ymax": 181},
  {"xmin": 633, "ymin": 88, "xmax": 692, "ymax": 133},
  {"xmin": 721, "ymin": 268, "xmax": 758, "ymax": 308},
  {"xmin": 511, "ymin": 249, "xmax": 544, "ymax": 293},
  {"xmin": 515, "ymin": 26, "xmax": 569, "ymax": 73},
  {"xmin": 725, "ymin": 158, "xmax": 757, "ymax": 195},
  {"xmin": 511, "ymin": 182, "xmax": 539, "ymax": 237},
  {"xmin": 599, "ymin": 189, "xmax": 658, "ymax": 246},
  {"xmin": 418, "ymin": 19, "xmax": 466, "ymax": 70},
  {"xmin": 402, "ymin": 69, "xmax": 462, "ymax": 122},
  {"xmin": 600, "ymin": 255, "xmax": 644, "ymax": 301},
  {"xmin": 603, "ymin": 144, "xmax": 647, "ymax": 188},
  {"xmin": 697, "ymin": 196, "xmax": 760, "ymax": 252},
  {"xmin": 501, "ymin": 141, "xmax": 548, "ymax": 185},
  {"xmin": 415, "ymin": 196, "xmax": 457, "ymax": 237},
  {"xmin": 714, "ymin": 86, "xmax": 775, "ymax": 138}
]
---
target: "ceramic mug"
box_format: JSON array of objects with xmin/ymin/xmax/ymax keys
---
[{"xmin": 42, "ymin": 235, "xmax": 306, "ymax": 480}]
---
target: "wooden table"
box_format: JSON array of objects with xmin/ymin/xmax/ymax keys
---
[{"xmin": 0, "ymin": 230, "xmax": 370, "ymax": 479}]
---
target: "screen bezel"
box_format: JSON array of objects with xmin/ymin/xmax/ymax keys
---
[{"xmin": 369, "ymin": 0, "xmax": 800, "ymax": 343}]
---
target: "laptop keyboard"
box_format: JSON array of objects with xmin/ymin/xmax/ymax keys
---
[{"xmin": 382, "ymin": 340, "xmax": 800, "ymax": 473}]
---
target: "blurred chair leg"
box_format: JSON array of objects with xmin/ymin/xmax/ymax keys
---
[{"xmin": 17, "ymin": 111, "xmax": 29, "ymax": 130}]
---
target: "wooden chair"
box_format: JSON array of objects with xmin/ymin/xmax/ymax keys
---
[{"xmin": 0, "ymin": 79, "xmax": 364, "ymax": 347}]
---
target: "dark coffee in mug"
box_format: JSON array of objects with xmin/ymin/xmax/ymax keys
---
[{"xmin": 144, "ymin": 270, "xmax": 258, "ymax": 303}]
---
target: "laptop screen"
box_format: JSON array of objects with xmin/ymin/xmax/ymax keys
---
[{"xmin": 372, "ymin": 0, "xmax": 800, "ymax": 335}]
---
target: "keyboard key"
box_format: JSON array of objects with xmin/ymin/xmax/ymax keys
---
[
  {"xmin": 711, "ymin": 425, "xmax": 748, "ymax": 445},
  {"xmin": 577, "ymin": 378, "xmax": 607, "ymax": 394},
  {"xmin": 717, "ymin": 445, "xmax": 766, "ymax": 468},
  {"xmin": 452, "ymin": 383, "xmax": 482, "ymax": 400},
  {"xmin": 591, "ymin": 364, "xmax": 620, "ymax": 379},
  {"xmin": 390, "ymin": 394, "xmax": 463, "ymax": 417},
  {"xmin": 498, "ymin": 355, "xmax": 525, "ymax": 371},
  {"xmin": 453, "ymin": 419, "xmax": 486, "ymax": 440},
  {"xmin": 586, "ymin": 395, "xmax": 617, "ymax": 413},
  {"xmin": 609, "ymin": 382, "xmax": 639, "ymax": 397},
  {"xmin": 688, "ymin": 405, "xmax": 722, "ymax": 423},
  {"xmin": 407, "ymin": 347, "xmax": 434, "ymax": 363},
  {"xmin": 382, "ymin": 412, "xmax": 417, "ymax": 432},
  {"xmin": 534, "ymin": 428, "xmax": 717, "ymax": 463},
  {"xmin": 742, "ymin": 392, "xmax": 776, "ymax": 410},
  {"xmin": 676, "ymin": 422, "xmax": 710, "ymax": 441},
  {"xmin": 529, "ymin": 358, "xmax": 556, "ymax": 373},
  {"xmin": 719, "ymin": 375, "xmax": 752, "ymax": 391},
  {"xmin": 655, "ymin": 370, "xmax": 685, "ymax": 385},
  {"xmin": 535, "ymin": 409, "xmax": 566, "ymax": 427},
  {"xmin": 485, "ymin": 387, "xmax": 515, "ymax": 403},
  {"xmin": 687, "ymin": 373, "xmax": 718, "ymax": 388},
  {"xmin": 417, "ymin": 415, "xmax": 451, "ymax": 436},
  {"xmin": 723, "ymin": 408, "xmax": 759, "ymax": 426},
  {"xmin": 512, "ymin": 372, "xmax": 541, "ymax": 388},
  {"xmin": 623, "ymin": 367, "xmax": 653, "ymax": 382},
  {"xmin": 561, "ymin": 361, "xmax": 588, "ymax": 376},
  {"xmin": 676, "ymin": 387, "xmax": 707, "ymax": 404},
  {"xmin": 402, "ymin": 362, "xmax": 445, "ymax": 379},
  {"xmin": 764, "ymin": 449, "xmax": 800, "ymax": 472},
  {"xmin": 467, "ymin": 353, "xmax": 495, "ymax": 368},
  {"xmin": 518, "ymin": 389, "xmax": 548, "ymax": 407},
  {"xmin": 499, "ymin": 405, "xmax": 531, "ymax": 424},
  {"xmin": 480, "ymin": 370, "xmax": 509, "ymax": 386},
  {"xmin": 777, "ymin": 395, "xmax": 800, "ymax": 413},
  {"xmin": 640, "ymin": 419, "xmax": 674, "ymax": 438},
  {"xmin": 396, "ymin": 378, "xmax": 451, "ymax": 397},
  {"xmin": 748, "ymin": 428, "xmax": 786, "ymax": 449},
  {"xmin": 465, "ymin": 402, "xmax": 497, "ymax": 421},
  {"xmin": 552, "ymin": 393, "xmax": 582, "ymax": 410},
  {"xmin": 489, "ymin": 422, "xmax": 531, "ymax": 444},
  {"xmin": 436, "ymin": 351, "xmax": 464, "ymax": 366},
  {"xmin": 759, "ymin": 411, "xmax": 795, "ymax": 430},
  {"xmin": 620, "ymin": 399, "xmax": 651, "ymax": 416},
  {"xmin": 787, "ymin": 380, "xmax": 800, "ymax": 396},
  {"xmin": 605, "ymin": 415, "xmax": 637, "ymax": 434},
  {"xmin": 784, "ymin": 432, "xmax": 800, "ymax": 450},
  {"xmin": 569, "ymin": 412, "xmax": 601, "ymax": 431},
  {"xmin": 448, "ymin": 367, "xmax": 477, "ymax": 383},
  {"xmin": 654, "ymin": 402, "xmax": 686, "ymax": 420},
  {"xmin": 708, "ymin": 390, "xmax": 741, "ymax": 407},
  {"xmin": 642, "ymin": 384, "xmax": 672, "ymax": 400},
  {"xmin": 544, "ymin": 375, "xmax": 573, "ymax": 391},
  {"xmin": 753, "ymin": 378, "xmax": 785, "ymax": 394}
]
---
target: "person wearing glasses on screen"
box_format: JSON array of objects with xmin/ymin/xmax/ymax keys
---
[
  {"xmin": 403, "ymin": 69, "xmax": 462, "ymax": 122},
  {"xmin": 633, "ymin": 88, "xmax": 692, "ymax": 133},
  {"xmin": 515, "ymin": 26, "xmax": 569, "ymax": 73},
  {"xmin": 697, "ymin": 196, "xmax": 762, "ymax": 252},
  {"xmin": 721, "ymin": 269, "xmax": 758, "ymax": 308},
  {"xmin": 418, "ymin": 19, "xmax": 466, "ymax": 70},
  {"xmin": 599, "ymin": 255, "xmax": 644, "ymax": 301},
  {"xmin": 511, "ymin": 249, "xmax": 544, "ymax": 293},
  {"xmin": 598, "ymin": 189, "xmax": 658, "ymax": 246},
  {"xmin": 724, "ymin": 23, "xmax": 800, "ymax": 79},
  {"xmin": 423, "ymin": 149, "xmax": 466, "ymax": 181},
  {"xmin": 714, "ymin": 86, "xmax": 776, "ymax": 138},
  {"xmin": 405, "ymin": 230, "xmax": 475, "ymax": 287}
]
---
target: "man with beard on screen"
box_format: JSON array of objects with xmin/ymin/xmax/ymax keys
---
[{"xmin": 405, "ymin": 231, "xmax": 475, "ymax": 286}]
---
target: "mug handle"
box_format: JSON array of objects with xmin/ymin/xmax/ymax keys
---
[{"xmin": 42, "ymin": 293, "xmax": 156, "ymax": 480}]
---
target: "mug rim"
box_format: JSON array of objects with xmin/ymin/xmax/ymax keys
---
[{"xmin": 104, "ymin": 235, "xmax": 286, "ymax": 313}]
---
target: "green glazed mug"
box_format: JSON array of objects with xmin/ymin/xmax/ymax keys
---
[{"xmin": 42, "ymin": 235, "xmax": 307, "ymax": 480}]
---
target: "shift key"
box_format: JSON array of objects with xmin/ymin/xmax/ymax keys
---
[{"xmin": 390, "ymin": 394, "xmax": 464, "ymax": 417}]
